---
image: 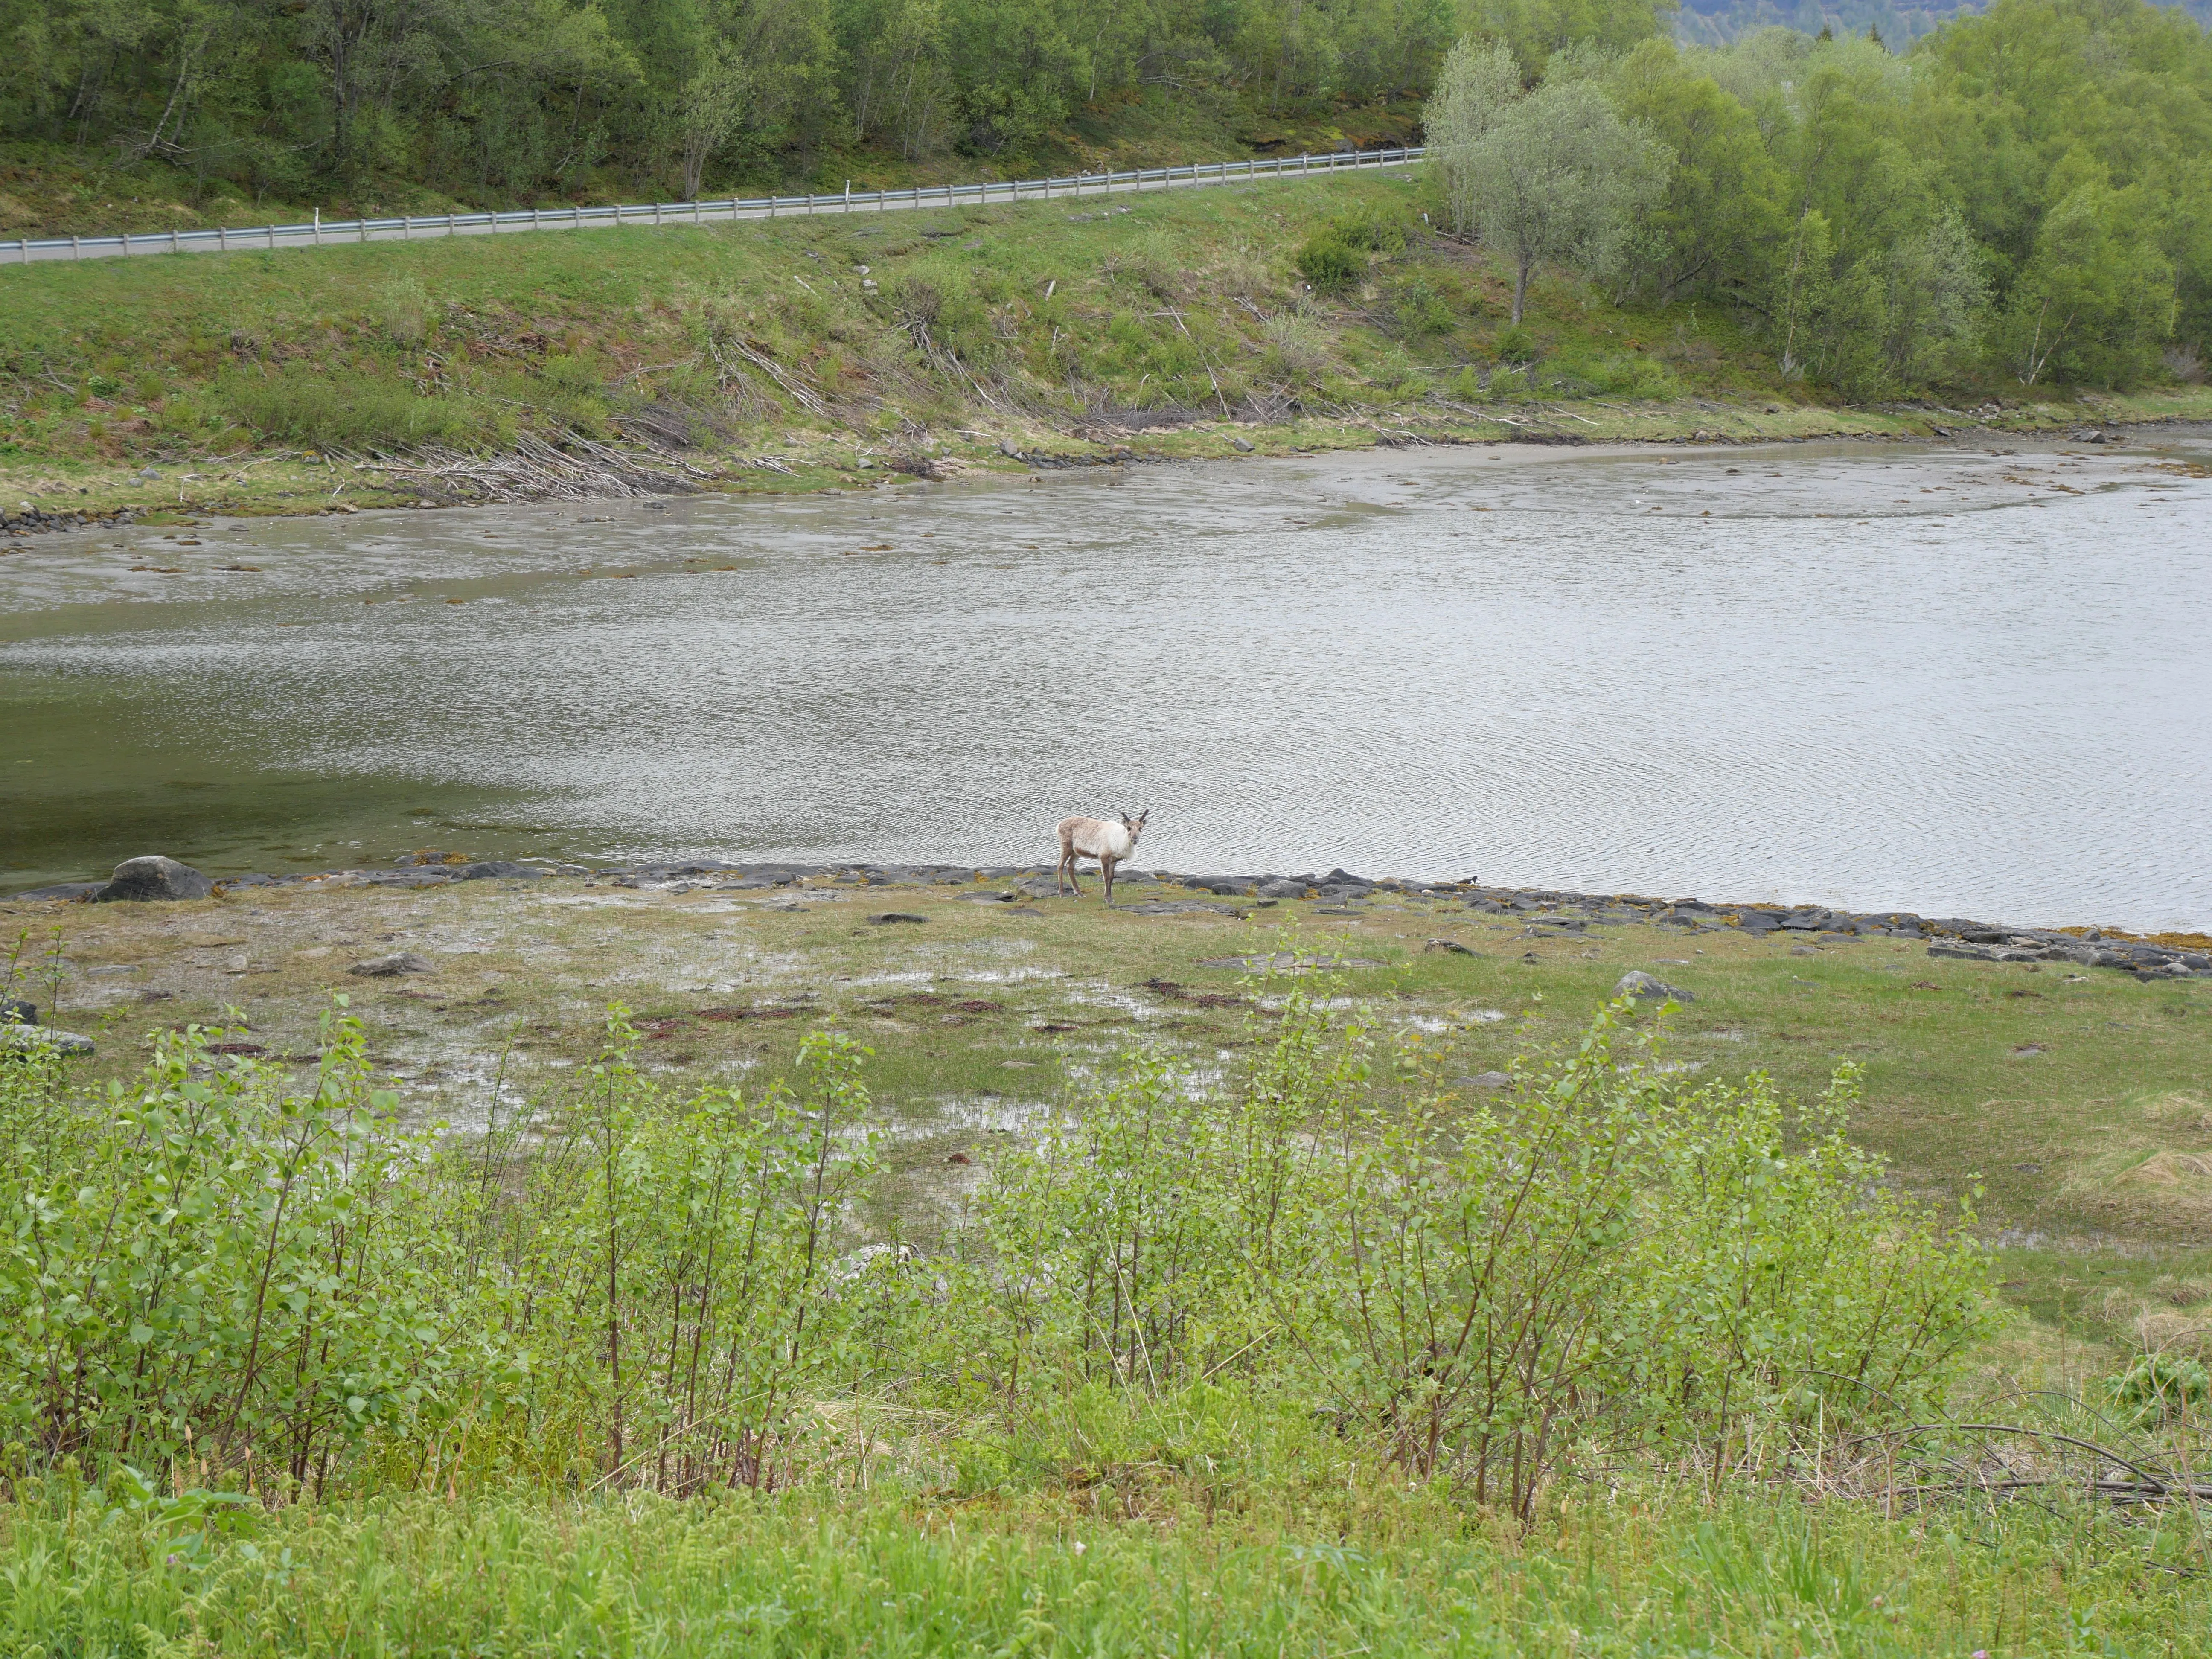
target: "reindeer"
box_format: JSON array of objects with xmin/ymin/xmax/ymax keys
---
[{"xmin": 1056, "ymin": 809, "xmax": 1149, "ymax": 905}]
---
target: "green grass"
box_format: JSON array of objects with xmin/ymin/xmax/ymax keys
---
[
  {"xmin": 10, "ymin": 169, "xmax": 2204, "ymax": 528},
  {"xmin": 7, "ymin": 879, "xmax": 2212, "ymax": 1652},
  {"xmin": 5, "ymin": 1473, "xmax": 2209, "ymax": 1656}
]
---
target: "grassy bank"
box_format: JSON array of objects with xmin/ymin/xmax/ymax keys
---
[
  {"xmin": 6, "ymin": 873, "xmax": 2211, "ymax": 1650},
  {"xmin": 7, "ymin": 169, "xmax": 2207, "ymax": 531},
  {"xmin": 6, "ymin": 1477, "xmax": 2208, "ymax": 1655}
]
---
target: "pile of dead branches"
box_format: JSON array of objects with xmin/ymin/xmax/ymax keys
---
[{"xmin": 353, "ymin": 431, "xmax": 709, "ymax": 503}]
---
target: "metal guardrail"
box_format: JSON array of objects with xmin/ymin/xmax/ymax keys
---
[{"xmin": 2, "ymin": 146, "xmax": 1425, "ymax": 268}]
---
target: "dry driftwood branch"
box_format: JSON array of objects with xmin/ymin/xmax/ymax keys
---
[
  {"xmin": 714, "ymin": 338, "xmax": 828, "ymax": 418},
  {"xmin": 355, "ymin": 431, "xmax": 704, "ymax": 502}
]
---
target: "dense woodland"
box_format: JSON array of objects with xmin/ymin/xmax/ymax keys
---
[{"xmin": 0, "ymin": 0, "xmax": 2207, "ymax": 399}]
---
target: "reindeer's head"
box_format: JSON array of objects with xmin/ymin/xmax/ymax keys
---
[{"xmin": 1121, "ymin": 809, "xmax": 1150, "ymax": 842}]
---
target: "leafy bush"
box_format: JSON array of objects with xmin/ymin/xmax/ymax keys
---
[
  {"xmin": 0, "ymin": 985, "xmax": 1995, "ymax": 1515},
  {"xmin": 1491, "ymin": 325, "xmax": 1536, "ymax": 362},
  {"xmin": 1295, "ymin": 207, "xmax": 1416, "ymax": 295},
  {"xmin": 1294, "ymin": 230, "xmax": 1363, "ymax": 293},
  {"xmin": 1543, "ymin": 352, "xmax": 1680, "ymax": 399},
  {"xmin": 1327, "ymin": 207, "xmax": 1412, "ymax": 255},
  {"xmin": 2111, "ymin": 1355, "xmax": 2210, "ymax": 1427},
  {"xmin": 975, "ymin": 983, "xmax": 1997, "ymax": 1519},
  {"xmin": 1379, "ymin": 272, "xmax": 1456, "ymax": 340}
]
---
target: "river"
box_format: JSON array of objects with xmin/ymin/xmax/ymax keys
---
[{"xmin": 5, "ymin": 434, "xmax": 2209, "ymax": 929}]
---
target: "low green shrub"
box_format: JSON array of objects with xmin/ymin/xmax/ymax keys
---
[
  {"xmin": 217, "ymin": 364, "xmax": 504, "ymax": 451},
  {"xmin": 1294, "ymin": 230, "xmax": 1363, "ymax": 292},
  {"xmin": 1543, "ymin": 352, "xmax": 1681, "ymax": 400},
  {"xmin": 1378, "ymin": 272, "xmax": 1456, "ymax": 339},
  {"xmin": 975, "ymin": 986, "xmax": 1997, "ymax": 1518},
  {"xmin": 0, "ymin": 982, "xmax": 1997, "ymax": 1515}
]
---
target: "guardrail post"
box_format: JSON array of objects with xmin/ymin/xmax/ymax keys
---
[
  {"xmin": 313, "ymin": 209, "xmax": 321, "ymax": 247},
  {"xmin": 218, "ymin": 226, "xmax": 227, "ymax": 251},
  {"xmin": 171, "ymin": 228, "xmax": 179, "ymax": 253}
]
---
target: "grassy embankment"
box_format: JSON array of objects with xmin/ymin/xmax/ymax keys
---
[
  {"xmin": 6, "ymin": 167, "xmax": 2209, "ymax": 530},
  {"xmin": 5, "ymin": 873, "xmax": 2210, "ymax": 1651}
]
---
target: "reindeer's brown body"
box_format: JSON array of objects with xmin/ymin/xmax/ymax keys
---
[{"xmin": 1056, "ymin": 810, "xmax": 1148, "ymax": 905}]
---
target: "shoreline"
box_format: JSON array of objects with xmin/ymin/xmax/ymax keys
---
[
  {"xmin": 4, "ymin": 399, "xmax": 2209, "ymax": 539},
  {"xmin": 11, "ymin": 855, "xmax": 2209, "ymax": 977}
]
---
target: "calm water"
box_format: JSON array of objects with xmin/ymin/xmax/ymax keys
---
[{"xmin": 5, "ymin": 436, "xmax": 2209, "ymax": 928}]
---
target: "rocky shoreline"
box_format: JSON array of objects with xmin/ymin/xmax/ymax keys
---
[{"xmin": 13, "ymin": 853, "xmax": 2208, "ymax": 983}]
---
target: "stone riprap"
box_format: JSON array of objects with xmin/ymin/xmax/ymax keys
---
[{"xmin": 7, "ymin": 855, "xmax": 2207, "ymax": 981}]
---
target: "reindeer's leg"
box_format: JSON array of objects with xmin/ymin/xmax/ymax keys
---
[
  {"xmin": 1056, "ymin": 845, "xmax": 1068, "ymax": 896},
  {"xmin": 1066, "ymin": 850, "xmax": 1083, "ymax": 896},
  {"xmin": 1103, "ymin": 855, "xmax": 1116, "ymax": 907}
]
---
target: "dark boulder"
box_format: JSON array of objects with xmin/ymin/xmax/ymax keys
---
[
  {"xmin": 349, "ymin": 952, "xmax": 435, "ymax": 977},
  {"xmin": 92, "ymin": 856, "xmax": 214, "ymax": 902},
  {"xmin": 1616, "ymin": 970, "xmax": 1694, "ymax": 1003}
]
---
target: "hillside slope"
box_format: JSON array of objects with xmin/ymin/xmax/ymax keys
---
[{"xmin": 3, "ymin": 170, "xmax": 2205, "ymax": 528}]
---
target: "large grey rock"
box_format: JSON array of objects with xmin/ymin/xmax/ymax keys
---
[
  {"xmin": 1616, "ymin": 970, "xmax": 1694, "ymax": 1004},
  {"xmin": 1256, "ymin": 878, "xmax": 1307, "ymax": 899},
  {"xmin": 93, "ymin": 856, "xmax": 213, "ymax": 902},
  {"xmin": 349, "ymin": 952, "xmax": 435, "ymax": 977},
  {"xmin": 0, "ymin": 1024, "xmax": 94, "ymax": 1056},
  {"xmin": 3, "ymin": 998, "xmax": 35, "ymax": 1026},
  {"xmin": 453, "ymin": 860, "xmax": 541, "ymax": 881}
]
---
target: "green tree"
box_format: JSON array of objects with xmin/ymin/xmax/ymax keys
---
[
  {"xmin": 1428, "ymin": 37, "xmax": 1674, "ymax": 323},
  {"xmin": 2000, "ymin": 176, "xmax": 2176, "ymax": 386},
  {"xmin": 1610, "ymin": 38, "xmax": 1790, "ymax": 304}
]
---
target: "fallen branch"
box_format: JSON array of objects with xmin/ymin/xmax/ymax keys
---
[
  {"xmin": 713, "ymin": 338, "xmax": 828, "ymax": 418},
  {"xmin": 355, "ymin": 431, "xmax": 703, "ymax": 502}
]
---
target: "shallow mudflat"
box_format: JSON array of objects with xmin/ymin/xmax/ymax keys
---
[
  {"xmin": 9, "ymin": 864, "xmax": 2208, "ymax": 1299},
  {"xmin": 6, "ymin": 435, "xmax": 2212, "ymax": 927}
]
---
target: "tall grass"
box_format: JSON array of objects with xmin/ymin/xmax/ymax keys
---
[{"xmin": 3, "ymin": 1478, "xmax": 2207, "ymax": 1656}]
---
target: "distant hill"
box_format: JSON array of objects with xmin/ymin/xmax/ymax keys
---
[{"xmin": 1677, "ymin": 0, "xmax": 2211, "ymax": 47}]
